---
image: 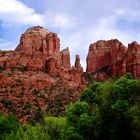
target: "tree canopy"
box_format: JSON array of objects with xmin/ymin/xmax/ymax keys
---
[{"xmin": 0, "ymin": 73, "xmax": 140, "ymax": 140}]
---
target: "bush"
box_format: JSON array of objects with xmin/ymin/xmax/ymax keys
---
[
  {"xmin": 0, "ymin": 114, "xmax": 20, "ymax": 140},
  {"xmin": 1, "ymin": 73, "xmax": 140, "ymax": 140},
  {"xmin": 11, "ymin": 65, "xmax": 27, "ymax": 72}
]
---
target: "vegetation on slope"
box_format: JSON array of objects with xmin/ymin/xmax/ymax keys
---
[{"xmin": 0, "ymin": 73, "xmax": 140, "ymax": 140}]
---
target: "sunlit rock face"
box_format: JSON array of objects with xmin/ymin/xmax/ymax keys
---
[
  {"xmin": 0, "ymin": 26, "xmax": 86, "ymax": 123},
  {"xmin": 86, "ymin": 39, "xmax": 127, "ymax": 78},
  {"xmin": 0, "ymin": 26, "xmax": 84, "ymax": 76},
  {"xmin": 14, "ymin": 26, "xmax": 61, "ymax": 74},
  {"xmin": 16, "ymin": 26, "xmax": 60, "ymax": 57},
  {"xmin": 1, "ymin": 26, "xmax": 140, "ymax": 123},
  {"xmin": 86, "ymin": 39, "xmax": 140, "ymax": 80},
  {"xmin": 61, "ymin": 47, "xmax": 71, "ymax": 70}
]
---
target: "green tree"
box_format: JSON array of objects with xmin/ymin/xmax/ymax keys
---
[
  {"xmin": 66, "ymin": 101, "xmax": 89, "ymax": 126},
  {"xmin": 0, "ymin": 114, "xmax": 20, "ymax": 140},
  {"xmin": 45, "ymin": 117, "xmax": 66, "ymax": 140},
  {"xmin": 64, "ymin": 73, "xmax": 140, "ymax": 140}
]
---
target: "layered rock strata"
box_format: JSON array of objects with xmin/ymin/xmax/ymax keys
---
[
  {"xmin": 86, "ymin": 39, "xmax": 140, "ymax": 80},
  {"xmin": 1, "ymin": 26, "xmax": 140, "ymax": 123},
  {"xmin": 0, "ymin": 26, "xmax": 85, "ymax": 123}
]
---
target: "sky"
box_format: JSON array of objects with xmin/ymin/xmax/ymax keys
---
[{"xmin": 0, "ymin": 0, "xmax": 140, "ymax": 69}]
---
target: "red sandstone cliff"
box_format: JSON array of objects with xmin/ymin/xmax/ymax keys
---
[
  {"xmin": 0, "ymin": 26, "xmax": 84, "ymax": 79},
  {"xmin": 0, "ymin": 26, "xmax": 85, "ymax": 123},
  {"xmin": 61, "ymin": 47, "xmax": 71, "ymax": 70},
  {"xmin": 75, "ymin": 54, "xmax": 83, "ymax": 73},
  {"xmin": 126, "ymin": 41, "xmax": 140, "ymax": 79},
  {"xmin": 1, "ymin": 26, "xmax": 140, "ymax": 123},
  {"xmin": 86, "ymin": 39, "xmax": 140, "ymax": 80}
]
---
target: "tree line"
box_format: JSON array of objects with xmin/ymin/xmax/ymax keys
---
[{"xmin": 0, "ymin": 73, "xmax": 140, "ymax": 140}]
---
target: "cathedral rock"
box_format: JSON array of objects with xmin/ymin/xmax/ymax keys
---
[
  {"xmin": 1, "ymin": 26, "xmax": 140, "ymax": 123},
  {"xmin": 0, "ymin": 26, "xmax": 84, "ymax": 81},
  {"xmin": 0, "ymin": 26, "xmax": 85, "ymax": 123}
]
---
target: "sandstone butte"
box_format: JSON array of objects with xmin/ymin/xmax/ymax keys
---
[
  {"xmin": 86, "ymin": 39, "xmax": 140, "ymax": 80},
  {"xmin": 0, "ymin": 26, "xmax": 140, "ymax": 123}
]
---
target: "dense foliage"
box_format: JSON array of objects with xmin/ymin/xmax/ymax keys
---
[
  {"xmin": 0, "ymin": 115, "xmax": 66, "ymax": 140},
  {"xmin": 0, "ymin": 73, "xmax": 140, "ymax": 140}
]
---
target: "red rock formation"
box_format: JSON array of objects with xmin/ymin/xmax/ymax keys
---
[
  {"xmin": 0, "ymin": 26, "xmax": 62, "ymax": 75},
  {"xmin": 126, "ymin": 41, "xmax": 140, "ymax": 79},
  {"xmin": 0, "ymin": 26, "xmax": 86, "ymax": 123},
  {"xmin": 2, "ymin": 25, "xmax": 140, "ymax": 123},
  {"xmin": 75, "ymin": 54, "xmax": 83, "ymax": 73},
  {"xmin": 16, "ymin": 26, "xmax": 60, "ymax": 58},
  {"xmin": 61, "ymin": 47, "xmax": 71, "ymax": 70},
  {"xmin": 0, "ymin": 26, "xmax": 86, "ymax": 79},
  {"xmin": 86, "ymin": 39, "xmax": 127, "ymax": 78}
]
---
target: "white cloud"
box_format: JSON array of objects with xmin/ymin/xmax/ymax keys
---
[
  {"xmin": 44, "ymin": 11, "xmax": 78, "ymax": 29},
  {"xmin": 89, "ymin": 8, "xmax": 140, "ymax": 45},
  {"xmin": 0, "ymin": 0, "xmax": 78, "ymax": 29},
  {"xmin": 0, "ymin": 0, "xmax": 44, "ymax": 26},
  {"xmin": 60, "ymin": 8, "xmax": 140, "ymax": 70}
]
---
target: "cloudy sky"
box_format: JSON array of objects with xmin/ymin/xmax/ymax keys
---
[{"xmin": 0, "ymin": 0, "xmax": 140, "ymax": 69}]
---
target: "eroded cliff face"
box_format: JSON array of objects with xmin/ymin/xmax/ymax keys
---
[
  {"xmin": 126, "ymin": 41, "xmax": 140, "ymax": 79},
  {"xmin": 1, "ymin": 26, "xmax": 60, "ymax": 73},
  {"xmin": 60, "ymin": 47, "xmax": 71, "ymax": 70},
  {"xmin": 0, "ymin": 26, "xmax": 86, "ymax": 123},
  {"xmin": 75, "ymin": 55, "xmax": 83, "ymax": 73},
  {"xmin": 1, "ymin": 26, "xmax": 140, "ymax": 123},
  {"xmin": 0, "ymin": 26, "xmax": 84, "ymax": 80},
  {"xmin": 86, "ymin": 39, "xmax": 140, "ymax": 80}
]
